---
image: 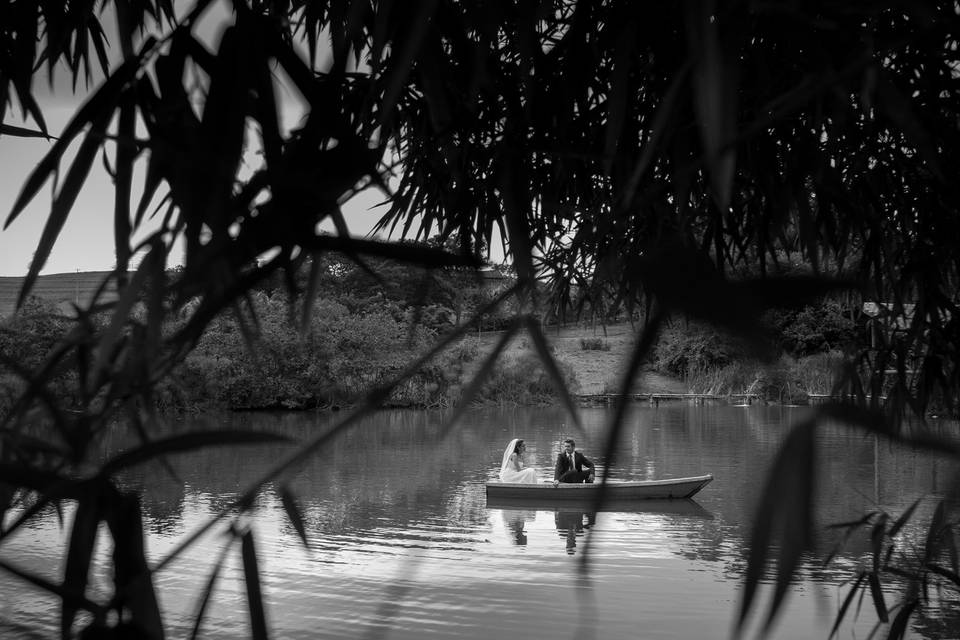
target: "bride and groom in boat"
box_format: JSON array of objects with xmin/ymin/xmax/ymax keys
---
[{"xmin": 498, "ymin": 437, "xmax": 595, "ymax": 484}]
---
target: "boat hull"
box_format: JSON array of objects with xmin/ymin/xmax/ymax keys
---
[{"xmin": 485, "ymin": 474, "xmax": 713, "ymax": 503}]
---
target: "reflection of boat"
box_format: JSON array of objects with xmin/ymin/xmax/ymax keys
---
[
  {"xmin": 487, "ymin": 496, "xmax": 713, "ymax": 518},
  {"xmin": 485, "ymin": 474, "xmax": 713, "ymax": 504}
]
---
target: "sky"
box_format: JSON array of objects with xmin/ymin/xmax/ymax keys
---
[
  {"xmin": 0, "ymin": 113, "xmax": 390, "ymax": 277},
  {"xmin": 0, "ymin": 2, "xmax": 392, "ymax": 278},
  {"xmin": 0, "ymin": 79, "xmax": 391, "ymax": 278}
]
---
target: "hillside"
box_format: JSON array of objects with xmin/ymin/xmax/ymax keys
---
[
  {"xmin": 0, "ymin": 272, "xmax": 118, "ymax": 318},
  {"xmin": 1, "ymin": 271, "xmax": 688, "ymax": 398},
  {"xmin": 482, "ymin": 321, "xmax": 687, "ymax": 396}
]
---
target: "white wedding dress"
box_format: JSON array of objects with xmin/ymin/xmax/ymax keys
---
[{"xmin": 499, "ymin": 438, "xmax": 539, "ymax": 483}]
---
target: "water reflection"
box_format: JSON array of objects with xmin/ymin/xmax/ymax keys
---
[
  {"xmin": 502, "ymin": 509, "xmax": 535, "ymax": 545},
  {"xmin": 0, "ymin": 405, "xmax": 955, "ymax": 640},
  {"xmin": 554, "ymin": 510, "xmax": 595, "ymax": 555}
]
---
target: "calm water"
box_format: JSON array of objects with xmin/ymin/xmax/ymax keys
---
[{"xmin": 1, "ymin": 404, "xmax": 957, "ymax": 639}]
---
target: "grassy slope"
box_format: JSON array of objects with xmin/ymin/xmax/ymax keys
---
[{"xmin": 483, "ymin": 322, "xmax": 687, "ymax": 396}]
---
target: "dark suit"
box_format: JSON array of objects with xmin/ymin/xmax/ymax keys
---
[{"xmin": 554, "ymin": 450, "xmax": 595, "ymax": 483}]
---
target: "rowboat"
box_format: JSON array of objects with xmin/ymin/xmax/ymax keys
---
[{"xmin": 485, "ymin": 474, "xmax": 713, "ymax": 505}]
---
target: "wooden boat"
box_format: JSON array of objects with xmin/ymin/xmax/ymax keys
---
[{"xmin": 485, "ymin": 474, "xmax": 713, "ymax": 504}]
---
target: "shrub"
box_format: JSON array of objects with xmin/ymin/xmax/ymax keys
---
[
  {"xmin": 653, "ymin": 320, "xmax": 738, "ymax": 379},
  {"xmin": 0, "ymin": 297, "xmax": 78, "ymax": 414},
  {"xmin": 173, "ymin": 293, "xmax": 442, "ymax": 409},
  {"xmin": 475, "ymin": 352, "xmax": 579, "ymax": 405},
  {"xmin": 764, "ymin": 300, "xmax": 857, "ymax": 357},
  {"xmin": 579, "ymin": 337, "xmax": 611, "ymax": 351}
]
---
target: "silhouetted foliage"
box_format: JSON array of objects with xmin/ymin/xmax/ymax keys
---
[
  {"xmin": 2, "ymin": 1, "xmax": 960, "ymax": 638},
  {"xmin": 765, "ymin": 301, "xmax": 859, "ymax": 358}
]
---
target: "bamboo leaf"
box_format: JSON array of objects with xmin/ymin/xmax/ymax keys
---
[
  {"xmin": 88, "ymin": 15, "xmax": 110, "ymax": 75},
  {"xmin": 197, "ymin": 24, "xmax": 250, "ymax": 234},
  {"xmin": 830, "ymin": 572, "xmax": 865, "ymax": 639},
  {"xmin": 155, "ymin": 282, "xmax": 523, "ymax": 575},
  {"xmin": 90, "ymin": 247, "xmax": 152, "ymax": 384},
  {"xmin": 0, "ymin": 355, "xmax": 72, "ymax": 443},
  {"xmin": 603, "ymin": 20, "xmax": 633, "ymax": 175},
  {"xmin": 114, "ymin": 89, "xmax": 137, "ymax": 274},
  {"xmin": 687, "ymin": 0, "xmax": 737, "ymax": 211},
  {"xmin": 867, "ymin": 572, "xmax": 888, "ymax": 623},
  {"xmin": 763, "ymin": 422, "xmax": 817, "ymax": 634},
  {"xmin": 886, "ymin": 599, "xmax": 918, "ymax": 640},
  {"xmin": 826, "ymin": 512, "xmax": 879, "ymax": 529},
  {"xmin": 62, "ymin": 493, "xmax": 101, "ymax": 640},
  {"xmin": 738, "ymin": 417, "xmax": 818, "ymax": 634},
  {"xmin": 875, "ymin": 71, "xmax": 943, "ymax": 180},
  {"xmin": 586, "ymin": 310, "xmax": 664, "ymax": 524},
  {"xmin": 0, "ymin": 483, "xmax": 12, "ymax": 536},
  {"xmin": 19, "ymin": 113, "xmax": 112, "ymax": 309},
  {"xmin": 926, "ymin": 562, "xmax": 960, "ymax": 588},
  {"xmin": 377, "ymin": 0, "xmax": 437, "ymax": 132},
  {"xmin": 106, "ymin": 491, "xmax": 164, "ymax": 640},
  {"xmin": 300, "ymin": 235, "xmax": 481, "ymax": 270},
  {"xmin": 253, "ymin": 36, "xmax": 283, "ymax": 172},
  {"xmin": 454, "ymin": 318, "xmax": 521, "ymax": 411},
  {"xmin": 871, "ymin": 513, "xmax": 889, "ymax": 573},
  {"xmin": 190, "ymin": 540, "xmax": 234, "ymax": 640},
  {"xmin": 634, "ymin": 241, "xmax": 772, "ymax": 358},
  {"xmin": 300, "ymin": 255, "xmax": 323, "ymax": 332},
  {"xmin": 279, "ymin": 486, "xmax": 310, "ymax": 550},
  {"xmin": 924, "ymin": 499, "xmax": 947, "ymax": 563},
  {"xmin": 131, "ymin": 77, "xmax": 168, "ymax": 229},
  {"xmin": 5, "ymin": 38, "xmax": 155, "ymax": 230},
  {"xmin": 925, "ymin": 562, "xmax": 960, "ymax": 589},
  {"xmin": 14, "ymin": 87, "xmax": 49, "ymax": 140},
  {"xmin": 241, "ymin": 530, "xmax": 270, "ymax": 640},
  {"xmin": 523, "ymin": 316, "xmax": 584, "ymax": 434},
  {"xmin": 0, "ymin": 124, "xmax": 53, "ymax": 139},
  {"xmin": 0, "ymin": 558, "xmax": 101, "ymax": 614},
  {"xmin": 889, "ymin": 497, "xmax": 923, "ymax": 538},
  {"xmin": 101, "ymin": 431, "xmax": 292, "ymax": 475},
  {"xmin": 818, "ymin": 404, "xmax": 960, "ymax": 459},
  {"xmin": 0, "ymin": 483, "xmax": 81, "ymax": 546},
  {"xmin": 621, "ymin": 63, "xmax": 690, "ymax": 208},
  {"xmin": 0, "ymin": 431, "xmax": 69, "ymax": 459}
]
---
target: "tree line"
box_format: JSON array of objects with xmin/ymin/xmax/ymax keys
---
[{"xmin": 2, "ymin": 253, "xmax": 875, "ymax": 413}]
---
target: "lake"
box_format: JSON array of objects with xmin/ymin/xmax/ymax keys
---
[{"xmin": 1, "ymin": 404, "xmax": 957, "ymax": 639}]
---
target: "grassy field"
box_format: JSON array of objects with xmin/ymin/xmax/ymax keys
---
[{"xmin": 0, "ymin": 271, "xmax": 118, "ymax": 318}]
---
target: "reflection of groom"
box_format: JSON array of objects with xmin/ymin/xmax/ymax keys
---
[{"xmin": 553, "ymin": 438, "xmax": 595, "ymax": 486}]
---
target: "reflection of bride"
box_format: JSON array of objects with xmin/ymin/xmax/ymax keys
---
[
  {"xmin": 499, "ymin": 438, "xmax": 539, "ymax": 483},
  {"xmin": 502, "ymin": 509, "xmax": 536, "ymax": 545}
]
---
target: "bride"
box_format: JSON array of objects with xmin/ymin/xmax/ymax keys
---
[{"xmin": 499, "ymin": 438, "xmax": 539, "ymax": 483}]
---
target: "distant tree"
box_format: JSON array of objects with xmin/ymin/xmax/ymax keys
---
[
  {"xmin": 2, "ymin": 2, "xmax": 959, "ymax": 639},
  {"xmin": 0, "ymin": 296, "xmax": 75, "ymax": 406},
  {"xmin": 765, "ymin": 301, "xmax": 859, "ymax": 358}
]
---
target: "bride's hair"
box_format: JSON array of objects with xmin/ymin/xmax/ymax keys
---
[{"xmin": 514, "ymin": 439, "xmax": 524, "ymax": 453}]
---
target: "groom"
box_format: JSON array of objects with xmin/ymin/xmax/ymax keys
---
[{"xmin": 553, "ymin": 438, "xmax": 595, "ymax": 485}]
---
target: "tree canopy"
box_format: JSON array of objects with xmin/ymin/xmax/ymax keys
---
[{"xmin": 2, "ymin": 1, "xmax": 959, "ymax": 638}]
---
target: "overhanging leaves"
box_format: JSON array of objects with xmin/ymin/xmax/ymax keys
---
[
  {"xmin": 100, "ymin": 431, "xmax": 293, "ymax": 476},
  {"xmin": 738, "ymin": 417, "xmax": 817, "ymax": 635}
]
